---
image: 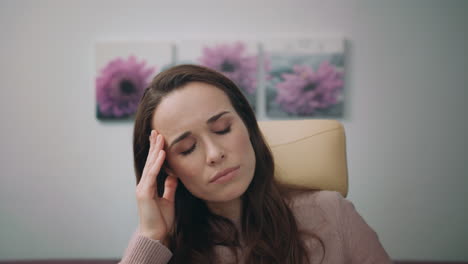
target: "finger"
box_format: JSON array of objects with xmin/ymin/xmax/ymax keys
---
[
  {"xmin": 141, "ymin": 132, "xmax": 162, "ymax": 185},
  {"xmin": 146, "ymin": 134, "xmax": 164, "ymax": 174},
  {"xmin": 163, "ymin": 175, "xmax": 178, "ymax": 203},
  {"xmin": 155, "ymin": 134, "xmax": 165, "ymax": 152},
  {"xmin": 146, "ymin": 149, "xmax": 166, "ymax": 188},
  {"xmin": 148, "ymin": 130, "xmax": 155, "ymax": 153},
  {"xmin": 142, "ymin": 130, "xmax": 156, "ymax": 168},
  {"xmin": 147, "ymin": 131, "xmax": 160, "ymax": 165}
]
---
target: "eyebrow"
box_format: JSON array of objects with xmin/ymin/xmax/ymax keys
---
[
  {"xmin": 207, "ymin": 111, "xmax": 230, "ymax": 124},
  {"xmin": 169, "ymin": 111, "xmax": 230, "ymax": 148}
]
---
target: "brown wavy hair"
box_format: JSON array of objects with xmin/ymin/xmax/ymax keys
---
[{"xmin": 133, "ymin": 64, "xmax": 311, "ymax": 263}]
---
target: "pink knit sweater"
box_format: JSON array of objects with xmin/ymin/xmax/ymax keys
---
[{"xmin": 120, "ymin": 190, "xmax": 392, "ymax": 263}]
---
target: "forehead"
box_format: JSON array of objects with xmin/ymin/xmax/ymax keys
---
[{"xmin": 152, "ymin": 82, "xmax": 234, "ymax": 137}]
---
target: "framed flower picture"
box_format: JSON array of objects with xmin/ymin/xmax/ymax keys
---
[
  {"xmin": 176, "ymin": 40, "xmax": 263, "ymax": 110},
  {"xmin": 95, "ymin": 41, "xmax": 173, "ymax": 120},
  {"xmin": 263, "ymin": 38, "xmax": 345, "ymax": 119},
  {"xmin": 94, "ymin": 38, "xmax": 346, "ymax": 121}
]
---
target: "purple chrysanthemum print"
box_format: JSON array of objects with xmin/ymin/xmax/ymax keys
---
[
  {"xmin": 96, "ymin": 56, "xmax": 155, "ymax": 118},
  {"xmin": 275, "ymin": 61, "xmax": 343, "ymax": 115},
  {"xmin": 198, "ymin": 42, "xmax": 262, "ymax": 95}
]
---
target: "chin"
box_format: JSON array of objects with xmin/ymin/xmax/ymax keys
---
[
  {"xmin": 217, "ymin": 187, "xmax": 246, "ymax": 202},
  {"xmin": 206, "ymin": 177, "xmax": 253, "ymax": 203}
]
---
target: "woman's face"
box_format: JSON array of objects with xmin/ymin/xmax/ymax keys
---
[{"xmin": 152, "ymin": 82, "xmax": 256, "ymax": 203}]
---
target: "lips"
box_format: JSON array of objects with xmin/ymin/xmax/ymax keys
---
[{"xmin": 209, "ymin": 166, "xmax": 240, "ymax": 183}]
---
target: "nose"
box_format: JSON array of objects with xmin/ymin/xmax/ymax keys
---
[{"xmin": 205, "ymin": 139, "xmax": 225, "ymax": 165}]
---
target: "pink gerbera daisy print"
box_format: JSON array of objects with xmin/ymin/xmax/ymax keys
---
[
  {"xmin": 96, "ymin": 56, "xmax": 155, "ymax": 119},
  {"xmin": 275, "ymin": 61, "xmax": 343, "ymax": 115}
]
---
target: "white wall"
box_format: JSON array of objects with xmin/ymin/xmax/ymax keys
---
[{"xmin": 1, "ymin": 0, "xmax": 467, "ymax": 261}]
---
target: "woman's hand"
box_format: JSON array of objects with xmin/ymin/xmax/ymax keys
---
[{"xmin": 136, "ymin": 130, "xmax": 178, "ymax": 243}]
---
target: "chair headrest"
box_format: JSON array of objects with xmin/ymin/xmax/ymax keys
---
[{"xmin": 258, "ymin": 119, "xmax": 348, "ymax": 197}]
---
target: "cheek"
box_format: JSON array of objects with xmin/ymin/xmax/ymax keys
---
[
  {"xmin": 167, "ymin": 154, "xmax": 203, "ymax": 182},
  {"xmin": 232, "ymin": 127, "xmax": 255, "ymax": 158}
]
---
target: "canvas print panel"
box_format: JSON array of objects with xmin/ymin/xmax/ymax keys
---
[
  {"xmin": 263, "ymin": 39, "xmax": 345, "ymax": 119},
  {"xmin": 95, "ymin": 41, "xmax": 173, "ymax": 120},
  {"xmin": 176, "ymin": 40, "xmax": 261, "ymax": 110}
]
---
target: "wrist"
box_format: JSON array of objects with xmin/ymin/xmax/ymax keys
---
[
  {"xmin": 141, "ymin": 232, "xmax": 165, "ymax": 241},
  {"xmin": 138, "ymin": 227, "xmax": 166, "ymax": 241}
]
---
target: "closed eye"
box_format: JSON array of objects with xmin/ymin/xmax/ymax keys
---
[
  {"xmin": 215, "ymin": 126, "xmax": 231, "ymax": 135},
  {"xmin": 181, "ymin": 143, "xmax": 196, "ymax": 156}
]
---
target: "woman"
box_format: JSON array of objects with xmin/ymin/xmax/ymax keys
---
[{"xmin": 120, "ymin": 64, "xmax": 392, "ymax": 264}]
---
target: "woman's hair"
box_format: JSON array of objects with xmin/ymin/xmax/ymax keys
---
[{"xmin": 133, "ymin": 64, "xmax": 310, "ymax": 264}]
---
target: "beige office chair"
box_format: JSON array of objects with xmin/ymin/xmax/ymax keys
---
[{"xmin": 258, "ymin": 119, "xmax": 348, "ymax": 197}]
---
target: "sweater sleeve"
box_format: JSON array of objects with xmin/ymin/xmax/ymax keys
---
[
  {"xmin": 119, "ymin": 231, "xmax": 173, "ymax": 264},
  {"xmin": 335, "ymin": 192, "xmax": 393, "ymax": 264}
]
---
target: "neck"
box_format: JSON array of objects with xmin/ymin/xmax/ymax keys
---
[{"xmin": 206, "ymin": 197, "xmax": 242, "ymax": 223}]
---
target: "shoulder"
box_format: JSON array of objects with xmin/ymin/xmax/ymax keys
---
[
  {"xmin": 287, "ymin": 190, "xmax": 346, "ymax": 230},
  {"xmin": 287, "ymin": 190, "xmax": 393, "ymax": 262},
  {"xmin": 288, "ymin": 189, "xmax": 345, "ymax": 212}
]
